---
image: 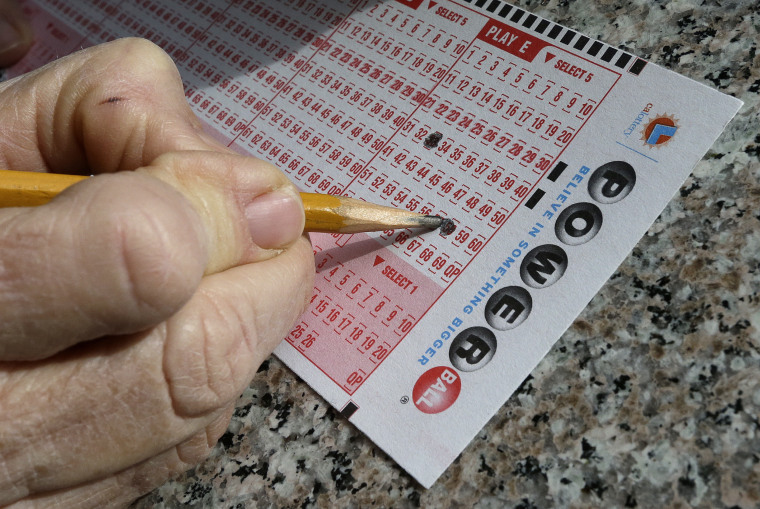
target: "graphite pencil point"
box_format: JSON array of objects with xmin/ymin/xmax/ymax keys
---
[{"xmin": 437, "ymin": 218, "xmax": 457, "ymax": 236}]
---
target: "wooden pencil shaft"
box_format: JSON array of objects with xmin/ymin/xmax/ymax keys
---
[
  {"xmin": 0, "ymin": 170, "xmax": 445, "ymax": 233},
  {"xmin": 301, "ymin": 193, "xmax": 443, "ymax": 233},
  {"xmin": 0, "ymin": 170, "xmax": 87, "ymax": 207}
]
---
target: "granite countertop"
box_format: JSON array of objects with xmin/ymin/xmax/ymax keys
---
[{"xmin": 136, "ymin": 0, "xmax": 760, "ymax": 507}]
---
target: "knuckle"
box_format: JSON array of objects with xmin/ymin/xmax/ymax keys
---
[
  {"xmin": 85, "ymin": 174, "xmax": 206, "ymax": 328},
  {"xmin": 163, "ymin": 239, "xmax": 316, "ymax": 418},
  {"xmin": 248, "ymin": 240, "xmax": 316, "ymax": 350},
  {"xmin": 164, "ymin": 289, "xmax": 253, "ymax": 417},
  {"xmin": 82, "ymin": 38, "xmax": 182, "ymax": 108},
  {"xmin": 108, "ymin": 37, "xmax": 175, "ymax": 72}
]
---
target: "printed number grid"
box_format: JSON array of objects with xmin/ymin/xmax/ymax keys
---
[{"xmin": 25, "ymin": 0, "xmax": 619, "ymax": 394}]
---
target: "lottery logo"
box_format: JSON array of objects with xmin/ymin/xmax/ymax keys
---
[
  {"xmin": 413, "ymin": 366, "xmax": 462, "ymax": 414},
  {"xmin": 642, "ymin": 114, "xmax": 679, "ymax": 147},
  {"xmin": 413, "ymin": 160, "xmax": 638, "ymax": 414}
]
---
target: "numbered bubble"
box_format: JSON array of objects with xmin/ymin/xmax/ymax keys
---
[
  {"xmin": 588, "ymin": 161, "xmax": 636, "ymax": 204},
  {"xmin": 485, "ymin": 286, "xmax": 532, "ymax": 331},
  {"xmin": 520, "ymin": 244, "xmax": 568, "ymax": 289},
  {"xmin": 449, "ymin": 326, "xmax": 497, "ymax": 372},
  {"xmin": 555, "ymin": 202, "xmax": 603, "ymax": 246}
]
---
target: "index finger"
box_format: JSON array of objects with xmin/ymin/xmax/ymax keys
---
[
  {"xmin": 0, "ymin": 39, "xmax": 307, "ymax": 360},
  {"xmin": 0, "ymin": 37, "xmax": 224, "ymax": 174}
]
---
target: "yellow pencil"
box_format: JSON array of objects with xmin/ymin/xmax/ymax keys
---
[{"xmin": 0, "ymin": 169, "xmax": 455, "ymax": 234}]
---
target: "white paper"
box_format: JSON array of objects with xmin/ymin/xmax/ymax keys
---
[{"xmin": 8, "ymin": 0, "xmax": 742, "ymax": 488}]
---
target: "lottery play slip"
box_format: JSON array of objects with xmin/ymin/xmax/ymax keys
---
[{"xmin": 6, "ymin": 0, "xmax": 742, "ymax": 487}]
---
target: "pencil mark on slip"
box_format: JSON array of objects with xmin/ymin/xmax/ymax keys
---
[
  {"xmin": 438, "ymin": 218, "xmax": 456, "ymax": 236},
  {"xmin": 424, "ymin": 132, "xmax": 443, "ymax": 149}
]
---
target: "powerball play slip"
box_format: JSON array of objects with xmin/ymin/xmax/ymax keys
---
[{"xmin": 6, "ymin": 0, "xmax": 742, "ymax": 488}]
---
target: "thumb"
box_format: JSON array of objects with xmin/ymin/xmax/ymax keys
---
[
  {"xmin": 0, "ymin": 152, "xmax": 304, "ymax": 361},
  {"xmin": 0, "ymin": 0, "xmax": 33, "ymax": 67}
]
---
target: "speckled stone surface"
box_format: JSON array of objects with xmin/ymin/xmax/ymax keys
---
[{"xmin": 135, "ymin": 0, "xmax": 760, "ymax": 507}]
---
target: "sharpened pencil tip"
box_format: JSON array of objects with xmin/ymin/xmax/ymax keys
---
[
  {"xmin": 423, "ymin": 215, "xmax": 456, "ymax": 235},
  {"xmin": 438, "ymin": 218, "xmax": 456, "ymax": 236}
]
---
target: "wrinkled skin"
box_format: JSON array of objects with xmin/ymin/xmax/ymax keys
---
[{"xmin": 0, "ymin": 9, "xmax": 315, "ymax": 508}]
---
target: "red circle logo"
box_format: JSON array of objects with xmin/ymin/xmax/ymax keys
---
[
  {"xmin": 412, "ymin": 366, "xmax": 462, "ymax": 414},
  {"xmin": 642, "ymin": 114, "xmax": 679, "ymax": 147}
]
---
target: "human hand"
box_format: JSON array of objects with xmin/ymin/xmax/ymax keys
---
[
  {"xmin": 0, "ymin": 38, "xmax": 315, "ymax": 507},
  {"xmin": 0, "ymin": 0, "xmax": 33, "ymax": 67}
]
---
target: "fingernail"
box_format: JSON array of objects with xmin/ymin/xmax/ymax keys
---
[{"xmin": 245, "ymin": 190, "xmax": 304, "ymax": 249}]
